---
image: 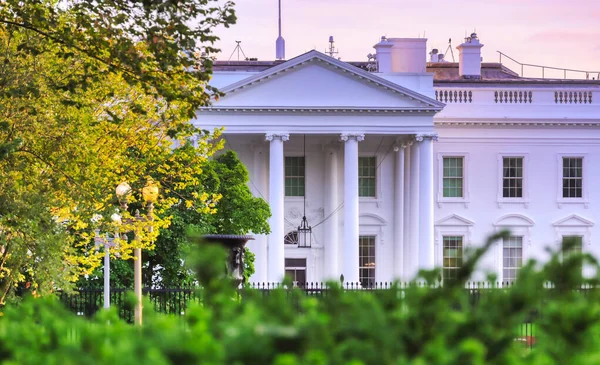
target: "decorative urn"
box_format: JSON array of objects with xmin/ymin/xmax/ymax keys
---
[{"xmin": 202, "ymin": 234, "xmax": 254, "ymax": 286}]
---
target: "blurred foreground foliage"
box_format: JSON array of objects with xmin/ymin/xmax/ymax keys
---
[{"xmin": 1, "ymin": 234, "xmax": 600, "ymax": 365}]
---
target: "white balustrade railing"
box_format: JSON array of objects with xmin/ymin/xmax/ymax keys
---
[{"xmin": 433, "ymin": 88, "xmax": 599, "ymax": 106}]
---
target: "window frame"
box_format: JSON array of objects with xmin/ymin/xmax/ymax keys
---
[
  {"xmin": 553, "ymin": 214, "xmax": 593, "ymax": 277},
  {"xmin": 358, "ymin": 235, "xmax": 377, "ymax": 288},
  {"xmin": 358, "ymin": 155, "xmax": 377, "ymax": 198},
  {"xmin": 501, "ymin": 236, "xmax": 524, "ymax": 284},
  {"xmin": 556, "ymin": 153, "xmax": 589, "ymax": 208},
  {"xmin": 494, "ymin": 214, "xmax": 533, "ymax": 282},
  {"xmin": 284, "ymin": 154, "xmax": 306, "ymax": 199},
  {"xmin": 437, "ymin": 153, "xmax": 470, "ymax": 207},
  {"xmin": 497, "ymin": 153, "xmax": 530, "ymax": 208},
  {"xmin": 441, "ymin": 235, "xmax": 464, "ymax": 284},
  {"xmin": 358, "ymin": 153, "xmax": 381, "ymax": 202}
]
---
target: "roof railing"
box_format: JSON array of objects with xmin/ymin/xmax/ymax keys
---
[{"xmin": 497, "ymin": 51, "xmax": 600, "ymax": 80}]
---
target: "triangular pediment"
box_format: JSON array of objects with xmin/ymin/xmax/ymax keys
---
[
  {"xmin": 435, "ymin": 214, "xmax": 474, "ymax": 226},
  {"xmin": 494, "ymin": 214, "xmax": 534, "ymax": 227},
  {"xmin": 211, "ymin": 50, "xmax": 443, "ymax": 110},
  {"xmin": 553, "ymin": 214, "xmax": 594, "ymax": 227}
]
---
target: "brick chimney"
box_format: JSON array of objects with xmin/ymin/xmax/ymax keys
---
[{"xmin": 457, "ymin": 33, "xmax": 484, "ymax": 79}]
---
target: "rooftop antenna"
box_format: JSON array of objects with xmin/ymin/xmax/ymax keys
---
[
  {"xmin": 275, "ymin": 0, "xmax": 285, "ymax": 60},
  {"xmin": 325, "ymin": 36, "xmax": 339, "ymax": 58},
  {"xmin": 228, "ymin": 40, "xmax": 248, "ymax": 61},
  {"xmin": 443, "ymin": 38, "xmax": 455, "ymax": 62}
]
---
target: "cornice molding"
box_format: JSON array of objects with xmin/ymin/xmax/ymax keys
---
[
  {"xmin": 435, "ymin": 120, "xmax": 600, "ymax": 127},
  {"xmin": 201, "ymin": 106, "xmax": 440, "ymax": 114}
]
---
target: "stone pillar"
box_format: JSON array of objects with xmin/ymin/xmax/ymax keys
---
[
  {"xmin": 323, "ymin": 145, "xmax": 340, "ymax": 279},
  {"xmin": 266, "ymin": 133, "xmax": 289, "ymax": 282},
  {"xmin": 250, "ymin": 146, "xmax": 268, "ymax": 282},
  {"xmin": 340, "ymin": 133, "xmax": 364, "ymax": 285},
  {"xmin": 416, "ymin": 133, "xmax": 438, "ymax": 270},
  {"xmin": 409, "ymin": 140, "xmax": 420, "ymax": 277},
  {"xmin": 393, "ymin": 143, "xmax": 406, "ymax": 279},
  {"xmin": 403, "ymin": 143, "xmax": 412, "ymax": 280}
]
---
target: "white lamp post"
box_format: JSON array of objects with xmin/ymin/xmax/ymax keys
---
[{"xmin": 94, "ymin": 222, "xmax": 125, "ymax": 310}]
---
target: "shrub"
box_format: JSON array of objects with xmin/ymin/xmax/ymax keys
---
[{"xmin": 1, "ymin": 233, "xmax": 600, "ymax": 365}]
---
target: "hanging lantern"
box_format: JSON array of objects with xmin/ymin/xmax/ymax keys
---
[
  {"xmin": 297, "ymin": 134, "xmax": 311, "ymax": 248},
  {"xmin": 297, "ymin": 216, "xmax": 312, "ymax": 248}
]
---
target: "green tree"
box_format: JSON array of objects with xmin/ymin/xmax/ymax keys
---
[
  {"xmin": 0, "ymin": 0, "xmax": 236, "ymax": 303},
  {"xmin": 81, "ymin": 150, "xmax": 270, "ymax": 288}
]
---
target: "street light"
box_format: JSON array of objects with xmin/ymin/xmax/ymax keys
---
[
  {"xmin": 113, "ymin": 180, "xmax": 158, "ymax": 325},
  {"xmin": 94, "ymin": 215, "xmax": 126, "ymax": 310}
]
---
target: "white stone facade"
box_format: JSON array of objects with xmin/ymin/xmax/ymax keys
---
[{"xmin": 193, "ymin": 38, "xmax": 600, "ymax": 284}]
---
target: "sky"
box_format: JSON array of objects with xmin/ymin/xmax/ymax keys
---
[{"xmin": 213, "ymin": 0, "xmax": 600, "ymax": 78}]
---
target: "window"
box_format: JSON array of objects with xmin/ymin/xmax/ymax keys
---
[
  {"xmin": 502, "ymin": 157, "xmax": 523, "ymax": 198},
  {"xmin": 443, "ymin": 236, "xmax": 463, "ymax": 283},
  {"xmin": 285, "ymin": 157, "xmax": 305, "ymax": 197},
  {"xmin": 562, "ymin": 157, "xmax": 583, "ymax": 198},
  {"xmin": 503, "ymin": 236, "xmax": 523, "ymax": 283},
  {"xmin": 284, "ymin": 231, "xmax": 298, "ymax": 245},
  {"xmin": 443, "ymin": 157, "xmax": 464, "ymax": 198},
  {"xmin": 359, "ymin": 157, "xmax": 376, "ymax": 197},
  {"xmin": 359, "ymin": 236, "xmax": 376, "ymax": 287},
  {"xmin": 562, "ymin": 236, "xmax": 583, "ymax": 273},
  {"xmin": 562, "ymin": 236, "xmax": 583, "ymax": 258},
  {"xmin": 285, "ymin": 258, "xmax": 307, "ymax": 287}
]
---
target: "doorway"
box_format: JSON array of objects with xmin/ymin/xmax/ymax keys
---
[{"xmin": 285, "ymin": 258, "xmax": 307, "ymax": 287}]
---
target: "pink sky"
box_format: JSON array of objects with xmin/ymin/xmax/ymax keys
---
[{"xmin": 214, "ymin": 0, "xmax": 600, "ymax": 78}]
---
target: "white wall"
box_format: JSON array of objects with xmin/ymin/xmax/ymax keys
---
[{"xmin": 434, "ymin": 126, "xmax": 600, "ymax": 281}]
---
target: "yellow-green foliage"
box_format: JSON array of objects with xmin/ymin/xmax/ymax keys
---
[{"xmin": 0, "ymin": 0, "xmax": 235, "ymax": 302}]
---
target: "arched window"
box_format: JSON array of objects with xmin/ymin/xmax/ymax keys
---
[{"xmin": 284, "ymin": 231, "xmax": 298, "ymax": 245}]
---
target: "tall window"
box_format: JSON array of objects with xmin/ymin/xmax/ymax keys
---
[
  {"xmin": 562, "ymin": 157, "xmax": 583, "ymax": 198},
  {"xmin": 359, "ymin": 157, "xmax": 377, "ymax": 197},
  {"xmin": 285, "ymin": 156, "xmax": 305, "ymax": 196},
  {"xmin": 562, "ymin": 236, "xmax": 583, "ymax": 258},
  {"xmin": 359, "ymin": 236, "xmax": 376, "ymax": 287},
  {"xmin": 503, "ymin": 236, "xmax": 523, "ymax": 283},
  {"xmin": 502, "ymin": 157, "xmax": 523, "ymax": 198},
  {"xmin": 443, "ymin": 157, "xmax": 464, "ymax": 198},
  {"xmin": 562, "ymin": 236, "xmax": 583, "ymax": 274},
  {"xmin": 443, "ymin": 236, "xmax": 463, "ymax": 283}
]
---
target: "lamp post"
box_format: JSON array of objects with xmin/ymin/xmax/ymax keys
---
[
  {"xmin": 115, "ymin": 181, "xmax": 158, "ymax": 326},
  {"xmin": 94, "ymin": 218, "xmax": 125, "ymax": 310}
]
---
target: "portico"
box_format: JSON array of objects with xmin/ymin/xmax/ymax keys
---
[{"xmin": 193, "ymin": 50, "xmax": 444, "ymax": 284}]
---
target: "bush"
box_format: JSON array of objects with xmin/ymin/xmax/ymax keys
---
[{"xmin": 1, "ymin": 233, "xmax": 600, "ymax": 365}]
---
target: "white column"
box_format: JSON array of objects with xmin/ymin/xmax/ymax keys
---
[
  {"xmin": 341, "ymin": 133, "xmax": 364, "ymax": 285},
  {"xmin": 266, "ymin": 133, "xmax": 289, "ymax": 282},
  {"xmin": 251, "ymin": 146, "xmax": 268, "ymax": 282},
  {"xmin": 393, "ymin": 143, "xmax": 406, "ymax": 279},
  {"xmin": 323, "ymin": 145, "xmax": 340, "ymax": 280},
  {"xmin": 416, "ymin": 133, "xmax": 438, "ymax": 270},
  {"xmin": 403, "ymin": 143, "xmax": 412, "ymax": 280},
  {"xmin": 409, "ymin": 140, "xmax": 420, "ymax": 277}
]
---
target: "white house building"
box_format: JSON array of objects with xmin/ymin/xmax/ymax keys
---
[{"xmin": 193, "ymin": 34, "xmax": 600, "ymax": 286}]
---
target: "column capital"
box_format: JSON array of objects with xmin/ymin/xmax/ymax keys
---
[
  {"xmin": 393, "ymin": 141, "xmax": 412, "ymax": 152},
  {"xmin": 340, "ymin": 133, "xmax": 365, "ymax": 142},
  {"xmin": 414, "ymin": 133, "xmax": 439, "ymax": 142},
  {"xmin": 265, "ymin": 133, "xmax": 289, "ymax": 142}
]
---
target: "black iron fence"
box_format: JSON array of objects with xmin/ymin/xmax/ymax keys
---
[
  {"xmin": 59, "ymin": 286, "xmax": 199, "ymax": 323},
  {"xmin": 60, "ymin": 281, "xmax": 584, "ymax": 349}
]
